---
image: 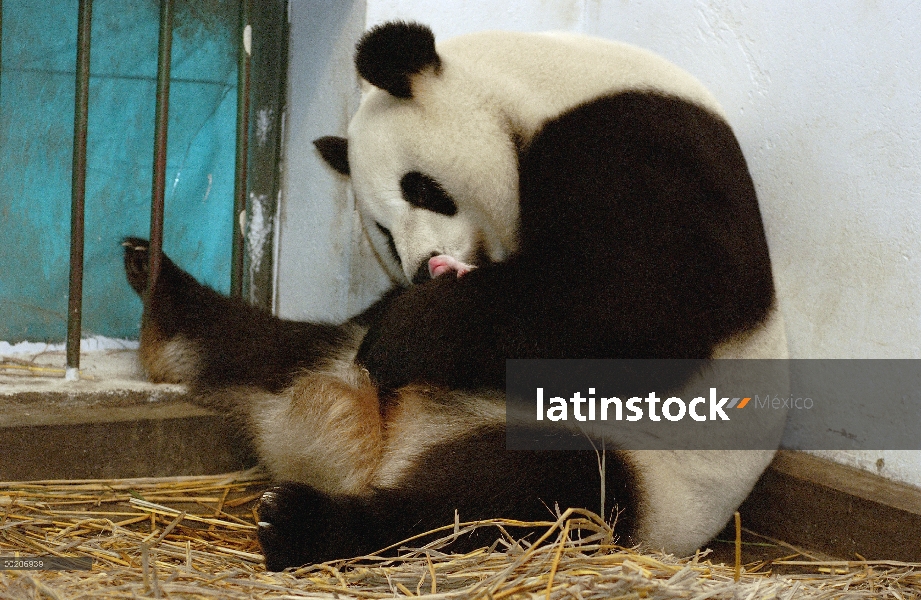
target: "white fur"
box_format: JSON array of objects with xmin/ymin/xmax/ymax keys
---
[
  {"xmin": 628, "ymin": 308, "xmax": 789, "ymax": 553},
  {"xmin": 245, "ymin": 362, "xmax": 506, "ymax": 497},
  {"xmin": 346, "ymin": 29, "xmax": 724, "ymax": 282}
]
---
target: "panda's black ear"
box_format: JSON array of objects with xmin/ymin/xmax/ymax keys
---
[
  {"xmin": 314, "ymin": 136, "xmax": 350, "ymax": 176},
  {"xmin": 355, "ymin": 21, "xmax": 440, "ymax": 99}
]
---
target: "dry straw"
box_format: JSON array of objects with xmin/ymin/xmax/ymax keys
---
[{"xmin": 1, "ymin": 469, "xmax": 918, "ymax": 599}]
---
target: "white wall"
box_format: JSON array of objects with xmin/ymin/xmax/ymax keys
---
[
  {"xmin": 277, "ymin": 0, "xmax": 392, "ymax": 323},
  {"xmin": 280, "ymin": 1, "xmax": 921, "ymax": 486}
]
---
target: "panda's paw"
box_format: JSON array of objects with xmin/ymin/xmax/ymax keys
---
[
  {"xmin": 257, "ymin": 483, "xmax": 349, "ymax": 571},
  {"xmin": 355, "ymin": 273, "xmax": 468, "ymax": 395},
  {"xmin": 122, "ymin": 237, "xmax": 151, "ymax": 295},
  {"xmin": 257, "ymin": 484, "xmax": 311, "ymax": 571}
]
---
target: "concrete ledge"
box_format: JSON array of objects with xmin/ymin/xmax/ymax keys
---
[
  {"xmin": 1, "ymin": 349, "xmax": 256, "ymax": 480},
  {"xmin": 0, "ymin": 414, "xmax": 256, "ymax": 481}
]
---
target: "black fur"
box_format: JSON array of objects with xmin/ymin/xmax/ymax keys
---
[
  {"xmin": 355, "ymin": 92, "xmax": 774, "ymax": 392},
  {"xmin": 258, "ymin": 427, "xmax": 637, "ymax": 570},
  {"xmin": 355, "ymin": 21, "xmax": 441, "ymax": 99},
  {"xmin": 123, "ymin": 238, "xmax": 351, "ymax": 393},
  {"xmin": 313, "ymin": 136, "xmax": 349, "ymax": 176}
]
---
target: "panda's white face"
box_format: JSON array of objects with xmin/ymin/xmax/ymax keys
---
[
  {"xmin": 346, "ymin": 73, "xmax": 520, "ymax": 283},
  {"xmin": 318, "ymin": 22, "xmax": 724, "ymax": 283}
]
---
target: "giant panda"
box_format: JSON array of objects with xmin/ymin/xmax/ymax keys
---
[
  {"xmin": 124, "ymin": 21, "xmax": 788, "ymax": 572},
  {"xmin": 315, "ymin": 22, "xmax": 782, "ymax": 394}
]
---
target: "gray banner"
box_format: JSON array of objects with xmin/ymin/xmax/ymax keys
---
[{"xmin": 505, "ymin": 359, "xmax": 921, "ymax": 451}]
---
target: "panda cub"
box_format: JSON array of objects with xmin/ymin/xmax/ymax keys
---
[{"xmin": 126, "ymin": 21, "xmax": 788, "ymax": 571}]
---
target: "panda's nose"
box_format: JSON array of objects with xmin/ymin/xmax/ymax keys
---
[{"xmin": 411, "ymin": 259, "xmax": 433, "ymax": 284}]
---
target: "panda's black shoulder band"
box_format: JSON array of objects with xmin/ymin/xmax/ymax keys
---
[{"xmin": 355, "ymin": 21, "xmax": 440, "ymax": 99}]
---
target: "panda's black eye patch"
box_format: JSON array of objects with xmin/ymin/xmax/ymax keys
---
[{"xmin": 400, "ymin": 172, "xmax": 457, "ymax": 216}]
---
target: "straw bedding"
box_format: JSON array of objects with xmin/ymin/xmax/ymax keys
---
[{"xmin": 1, "ymin": 469, "xmax": 918, "ymax": 599}]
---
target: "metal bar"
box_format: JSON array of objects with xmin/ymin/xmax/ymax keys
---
[
  {"xmin": 65, "ymin": 0, "xmax": 93, "ymax": 381},
  {"xmin": 149, "ymin": 0, "xmax": 174, "ymax": 295},
  {"xmin": 230, "ymin": 0, "xmax": 252, "ymax": 298},
  {"xmin": 244, "ymin": 0, "xmax": 288, "ymax": 309}
]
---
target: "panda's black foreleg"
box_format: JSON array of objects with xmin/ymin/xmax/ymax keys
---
[
  {"xmin": 355, "ymin": 259, "xmax": 581, "ymax": 392},
  {"xmin": 122, "ymin": 238, "xmax": 355, "ymax": 392}
]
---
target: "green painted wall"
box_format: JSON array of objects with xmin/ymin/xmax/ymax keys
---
[{"xmin": 1, "ymin": 0, "xmax": 239, "ymax": 342}]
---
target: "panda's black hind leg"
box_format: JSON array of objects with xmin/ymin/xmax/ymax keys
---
[
  {"xmin": 122, "ymin": 238, "xmax": 357, "ymax": 392},
  {"xmin": 256, "ymin": 484, "xmax": 313, "ymax": 571},
  {"xmin": 256, "ymin": 483, "xmax": 481, "ymax": 570},
  {"xmin": 122, "ymin": 236, "xmax": 232, "ymax": 385},
  {"xmin": 121, "ymin": 236, "xmax": 225, "ymax": 348},
  {"xmin": 256, "ymin": 428, "xmax": 642, "ymax": 570}
]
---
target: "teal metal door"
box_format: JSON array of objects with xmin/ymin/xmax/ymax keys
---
[{"xmin": 0, "ymin": 0, "xmax": 285, "ymax": 342}]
